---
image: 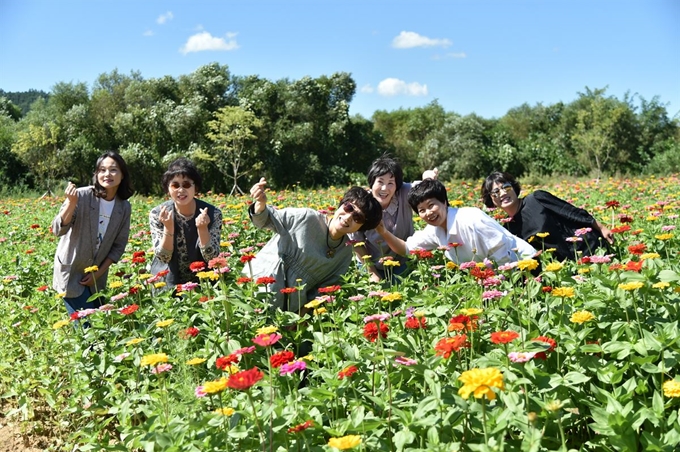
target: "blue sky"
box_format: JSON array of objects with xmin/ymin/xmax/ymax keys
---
[{"xmin": 1, "ymin": 0, "xmax": 678, "ymax": 119}]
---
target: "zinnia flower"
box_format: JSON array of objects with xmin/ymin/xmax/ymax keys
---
[
  {"xmin": 318, "ymin": 285, "xmax": 342, "ymax": 294},
  {"xmin": 156, "ymin": 319, "xmax": 174, "ymax": 328},
  {"xmin": 279, "ymin": 360, "xmax": 306, "ymax": 376},
  {"xmin": 627, "ymin": 243, "xmax": 647, "ymax": 255},
  {"xmin": 434, "ymin": 335, "xmax": 469, "ymax": 359},
  {"xmin": 202, "ymin": 377, "xmax": 229, "ymax": 394},
  {"xmin": 270, "ymin": 350, "xmax": 295, "ymax": 368},
  {"xmin": 328, "ymin": 435, "xmax": 362, "ymax": 450},
  {"xmin": 189, "ymin": 261, "xmax": 206, "ymax": 272},
  {"xmin": 619, "ymin": 282, "xmax": 644, "ymax": 291},
  {"xmin": 216, "ymin": 354, "xmax": 240, "ymax": 370},
  {"xmin": 256, "ymin": 276, "xmax": 276, "ymax": 285},
  {"xmin": 150, "ymin": 363, "xmax": 173, "ymax": 374},
  {"xmin": 663, "ymin": 380, "xmax": 680, "ymax": 398},
  {"xmin": 551, "ymin": 287, "xmax": 575, "ymax": 298},
  {"xmin": 186, "ymin": 357, "xmax": 206, "ymax": 366},
  {"xmin": 625, "ymin": 260, "xmax": 643, "ymax": 272},
  {"xmin": 227, "ymin": 367, "xmax": 264, "ymax": 390},
  {"xmin": 404, "ymin": 317, "xmax": 427, "ymax": 329},
  {"xmin": 458, "ymin": 367, "xmax": 504, "ymax": 400},
  {"xmin": 287, "ymin": 420, "xmax": 314, "ymax": 434},
  {"xmin": 544, "ymin": 262, "xmax": 563, "ymax": 272},
  {"xmin": 140, "ymin": 353, "xmax": 169, "ymax": 367},
  {"xmin": 363, "ymin": 321, "xmax": 389, "ymax": 342},
  {"xmin": 338, "ymin": 365, "xmax": 359, "ymax": 379},
  {"xmin": 516, "ymin": 259, "xmax": 539, "ymax": 271},
  {"xmin": 570, "ymin": 310, "xmax": 595, "ymax": 324},
  {"xmin": 84, "ymin": 265, "xmax": 99, "ymax": 273},
  {"xmin": 490, "ymin": 330, "xmax": 520, "ymax": 344},
  {"xmin": 239, "ymin": 253, "xmax": 256, "ymax": 263},
  {"xmin": 214, "ymin": 407, "xmax": 235, "ymax": 416},
  {"xmin": 253, "ymin": 333, "xmax": 282, "ymax": 347},
  {"xmin": 508, "ymin": 352, "xmax": 536, "ymax": 363}
]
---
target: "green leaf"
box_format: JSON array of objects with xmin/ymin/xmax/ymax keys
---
[{"xmin": 394, "ymin": 429, "xmax": 415, "ymax": 451}]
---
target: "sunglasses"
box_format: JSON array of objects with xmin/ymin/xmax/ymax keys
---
[
  {"xmin": 169, "ymin": 181, "xmax": 195, "ymax": 190},
  {"xmin": 489, "ymin": 183, "xmax": 513, "ymax": 199},
  {"xmin": 341, "ymin": 202, "xmax": 366, "ymax": 224}
]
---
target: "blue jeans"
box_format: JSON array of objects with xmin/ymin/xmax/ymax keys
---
[{"xmin": 63, "ymin": 286, "xmax": 102, "ymax": 316}]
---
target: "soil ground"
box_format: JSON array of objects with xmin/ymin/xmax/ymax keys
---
[{"xmin": 0, "ymin": 419, "xmax": 51, "ymax": 452}]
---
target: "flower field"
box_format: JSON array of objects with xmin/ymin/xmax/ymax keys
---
[{"xmin": 1, "ymin": 176, "xmax": 679, "ymax": 451}]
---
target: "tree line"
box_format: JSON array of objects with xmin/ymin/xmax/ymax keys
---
[{"xmin": 1, "ymin": 62, "xmax": 678, "ymax": 196}]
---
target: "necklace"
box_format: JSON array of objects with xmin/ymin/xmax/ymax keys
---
[{"xmin": 325, "ymin": 218, "xmax": 345, "ymax": 258}]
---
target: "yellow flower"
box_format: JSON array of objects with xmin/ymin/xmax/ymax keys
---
[
  {"xmin": 84, "ymin": 265, "xmax": 99, "ymax": 273},
  {"xmin": 382, "ymin": 259, "xmax": 401, "ymax": 267},
  {"xmin": 256, "ymin": 325, "xmax": 278, "ymax": 335},
  {"xmin": 109, "ymin": 281, "xmax": 123, "ymax": 289},
  {"xmin": 314, "ymin": 307, "xmax": 327, "ymax": 315},
  {"xmin": 197, "ymin": 271, "xmax": 220, "ymax": 280},
  {"xmin": 516, "ymin": 259, "xmax": 539, "ymax": 271},
  {"xmin": 655, "ymin": 233, "xmax": 674, "ymax": 241},
  {"xmin": 304, "ymin": 299, "xmax": 324, "ymax": 309},
  {"xmin": 458, "ymin": 367, "xmax": 504, "ymax": 401},
  {"xmin": 618, "ymin": 282, "xmax": 644, "ymax": 291},
  {"xmin": 570, "ymin": 310, "xmax": 595, "ymax": 324},
  {"xmin": 545, "ymin": 399, "xmax": 564, "ymax": 413},
  {"xmin": 156, "ymin": 319, "xmax": 175, "ymax": 328},
  {"xmin": 186, "ymin": 357, "xmax": 207, "ymax": 366},
  {"xmin": 663, "ymin": 380, "xmax": 680, "ymax": 398},
  {"xmin": 652, "ymin": 282, "xmax": 670, "ymax": 289},
  {"xmin": 414, "ymin": 310, "xmax": 427, "ymax": 318},
  {"xmin": 214, "ymin": 407, "xmax": 235, "ymax": 416},
  {"xmin": 138, "ymin": 273, "xmax": 152, "ymax": 280},
  {"xmin": 450, "ymin": 200, "xmax": 464, "ymax": 207},
  {"xmin": 381, "ymin": 292, "xmax": 402, "ymax": 302},
  {"xmin": 353, "ymin": 241, "xmax": 366, "ymax": 247},
  {"xmin": 459, "ymin": 308, "xmax": 483, "ymax": 316},
  {"xmin": 52, "ymin": 320, "xmax": 70, "ymax": 330},
  {"xmin": 126, "ymin": 338, "xmax": 144, "ymax": 345},
  {"xmin": 545, "ymin": 248, "xmax": 557, "ymax": 253},
  {"xmin": 536, "ymin": 232, "xmax": 550, "ymax": 238},
  {"xmin": 55, "ymin": 292, "xmax": 66, "ymax": 299},
  {"xmin": 220, "ymin": 241, "xmax": 232, "ymax": 248},
  {"xmin": 202, "ymin": 377, "xmax": 228, "ymax": 394},
  {"xmin": 328, "ymin": 435, "xmax": 362, "ymax": 450},
  {"xmin": 640, "ymin": 253, "xmax": 660, "ymax": 260},
  {"xmin": 360, "ymin": 254, "xmax": 372, "ymax": 261},
  {"xmin": 154, "ymin": 282, "xmax": 166, "ymax": 289},
  {"xmin": 545, "ymin": 262, "xmax": 563, "ymax": 272},
  {"xmin": 476, "ymin": 262, "xmax": 487, "ymax": 268},
  {"xmin": 302, "ymin": 354, "xmax": 315, "ymax": 361},
  {"xmin": 140, "ymin": 353, "xmax": 169, "ymax": 367},
  {"xmin": 646, "ymin": 215, "xmax": 659, "ymax": 221},
  {"xmin": 528, "ymin": 235, "xmax": 535, "ymax": 243},
  {"xmin": 552, "ymin": 287, "xmax": 575, "ymax": 298},
  {"xmin": 578, "ymin": 268, "xmax": 590, "ymax": 274},
  {"xmin": 446, "ymin": 262, "xmax": 458, "ymax": 270}
]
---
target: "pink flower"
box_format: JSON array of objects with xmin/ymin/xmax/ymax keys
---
[
  {"xmin": 482, "ymin": 290, "xmax": 506, "ymax": 300},
  {"xmin": 151, "ymin": 363, "xmax": 173, "ymax": 374},
  {"xmin": 279, "ymin": 360, "xmax": 307, "ymax": 376},
  {"xmin": 179, "ymin": 282, "xmax": 199, "ymax": 291},
  {"xmin": 394, "ymin": 356, "xmax": 417, "ymax": 366},
  {"xmin": 460, "ymin": 261, "xmax": 477, "ymax": 270},
  {"xmin": 498, "ymin": 262, "xmax": 518, "ymax": 271},
  {"xmin": 111, "ymin": 293, "xmax": 128, "ymax": 302},
  {"xmin": 588, "ymin": 255, "xmax": 613, "ymax": 264},
  {"xmin": 349, "ymin": 295, "xmax": 366, "ymax": 302},
  {"xmin": 253, "ymin": 333, "xmax": 282, "ymax": 347},
  {"xmin": 508, "ymin": 352, "xmax": 536, "ymax": 363},
  {"xmin": 233, "ymin": 346, "xmax": 256, "ymax": 355},
  {"xmin": 566, "ymin": 237, "xmax": 583, "ymax": 242},
  {"xmin": 114, "ymin": 353, "xmax": 130, "ymax": 362},
  {"xmin": 574, "ymin": 227, "xmax": 592, "ymax": 236},
  {"xmin": 195, "ymin": 385, "xmax": 207, "ymax": 398},
  {"xmin": 363, "ymin": 313, "xmax": 391, "ymax": 323}
]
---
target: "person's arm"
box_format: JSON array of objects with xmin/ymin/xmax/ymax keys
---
[
  {"xmin": 535, "ymin": 190, "xmax": 613, "ymax": 244},
  {"xmin": 52, "ymin": 183, "xmax": 80, "ymax": 235},
  {"xmin": 199, "ymin": 207, "xmax": 222, "ymax": 260},
  {"xmin": 422, "ymin": 168, "xmax": 439, "ymax": 180},
  {"xmin": 250, "ymin": 177, "xmax": 267, "ymax": 215},
  {"xmin": 375, "ymin": 221, "xmax": 408, "ymax": 256},
  {"xmin": 593, "ymin": 220, "xmax": 614, "ymax": 244},
  {"xmin": 150, "ymin": 205, "xmax": 173, "ymax": 264},
  {"xmin": 80, "ymin": 257, "xmax": 116, "ymax": 287}
]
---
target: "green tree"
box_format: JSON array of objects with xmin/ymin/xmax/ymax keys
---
[{"xmin": 206, "ymin": 105, "xmax": 263, "ymax": 195}]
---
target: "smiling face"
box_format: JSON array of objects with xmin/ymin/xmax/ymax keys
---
[
  {"xmin": 168, "ymin": 175, "xmax": 196, "ymax": 212},
  {"xmin": 490, "ymin": 181, "xmax": 519, "ymax": 214},
  {"xmin": 370, "ymin": 173, "xmax": 397, "ymax": 209},
  {"xmin": 96, "ymin": 157, "xmax": 123, "ymax": 196},
  {"xmin": 329, "ymin": 202, "xmax": 365, "ymax": 238},
  {"xmin": 415, "ymin": 197, "xmax": 448, "ymax": 229}
]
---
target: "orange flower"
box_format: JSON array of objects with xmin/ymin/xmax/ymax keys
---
[
  {"xmin": 227, "ymin": 367, "xmax": 264, "ymax": 390},
  {"xmin": 625, "ymin": 260, "xmax": 643, "ymax": 272},
  {"xmin": 434, "ymin": 335, "xmax": 469, "ymax": 359},
  {"xmin": 338, "ymin": 365, "xmax": 359, "ymax": 379},
  {"xmin": 490, "ymin": 330, "xmax": 520, "ymax": 344}
]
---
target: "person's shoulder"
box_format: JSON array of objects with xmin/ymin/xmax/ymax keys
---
[{"xmin": 457, "ymin": 206, "xmax": 486, "ymax": 217}]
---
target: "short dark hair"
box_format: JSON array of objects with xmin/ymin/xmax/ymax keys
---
[
  {"xmin": 367, "ymin": 155, "xmax": 404, "ymax": 191},
  {"xmin": 92, "ymin": 151, "xmax": 134, "ymax": 200},
  {"xmin": 340, "ymin": 187, "xmax": 382, "ymax": 232},
  {"xmin": 407, "ymin": 179, "xmax": 449, "ymax": 213},
  {"xmin": 481, "ymin": 171, "xmax": 521, "ymax": 208},
  {"xmin": 161, "ymin": 158, "xmax": 203, "ymax": 194}
]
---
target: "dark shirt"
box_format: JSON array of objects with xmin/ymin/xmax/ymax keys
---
[{"xmin": 506, "ymin": 190, "xmax": 606, "ymax": 261}]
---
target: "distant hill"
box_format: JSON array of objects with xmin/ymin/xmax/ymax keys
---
[{"xmin": 0, "ymin": 89, "xmax": 50, "ymax": 115}]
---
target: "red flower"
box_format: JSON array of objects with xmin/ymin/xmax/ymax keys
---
[
  {"xmin": 30, "ymin": 224, "xmax": 40, "ymax": 229},
  {"xmin": 287, "ymin": 420, "xmax": 314, "ymax": 434},
  {"xmin": 338, "ymin": 365, "xmax": 359, "ymax": 379},
  {"xmin": 36, "ymin": 285, "xmax": 48, "ymax": 292},
  {"xmin": 625, "ymin": 260, "xmax": 643, "ymax": 272},
  {"xmin": 532, "ymin": 336, "xmax": 557, "ymax": 360},
  {"xmin": 208, "ymin": 257, "xmax": 228, "ymax": 269},
  {"xmin": 627, "ymin": 243, "xmax": 647, "ymax": 255},
  {"xmin": 119, "ymin": 304, "xmax": 139, "ymax": 315},
  {"xmin": 410, "ymin": 249, "xmax": 434, "ymax": 259},
  {"xmin": 132, "ymin": 256, "xmax": 146, "ymax": 264},
  {"xmin": 405, "ymin": 317, "xmax": 427, "ymax": 329},
  {"xmin": 611, "ymin": 225, "xmax": 631, "ymax": 234},
  {"xmin": 70, "ymin": 312, "xmax": 80, "ymax": 321},
  {"xmin": 619, "ymin": 215, "xmax": 634, "ymax": 224},
  {"xmin": 490, "ymin": 330, "xmax": 520, "ymax": 344},
  {"xmin": 470, "ymin": 267, "xmax": 495, "ymax": 280},
  {"xmin": 434, "ymin": 335, "xmax": 470, "ymax": 358},
  {"xmin": 199, "ymin": 295, "xmax": 212, "ymax": 303},
  {"xmin": 448, "ymin": 314, "xmax": 477, "ymax": 332},
  {"xmin": 180, "ymin": 326, "xmax": 200, "ymax": 339},
  {"xmin": 256, "ymin": 276, "xmax": 276, "ymax": 285},
  {"xmin": 133, "ymin": 251, "xmax": 146, "ymax": 258},
  {"xmin": 216, "ymin": 354, "xmax": 240, "ymax": 370},
  {"xmin": 542, "ymin": 286, "xmax": 553, "ymax": 293},
  {"xmin": 240, "ymin": 253, "xmax": 256, "ymax": 264},
  {"xmin": 608, "ymin": 263, "xmax": 624, "ymax": 271},
  {"xmin": 605, "ymin": 200, "xmax": 620, "ymax": 209},
  {"xmin": 227, "ymin": 367, "xmax": 264, "ymax": 390},
  {"xmin": 363, "ymin": 321, "xmax": 389, "ymax": 342},
  {"xmin": 270, "ymin": 350, "xmax": 295, "ymax": 368},
  {"xmin": 189, "ymin": 261, "xmax": 206, "ymax": 272},
  {"xmin": 318, "ymin": 285, "xmax": 342, "ymax": 294},
  {"xmin": 237, "ymin": 277, "xmax": 252, "ymax": 284},
  {"xmin": 128, "ymin": 287, "xmax": 139, "ymax": 295},
  {"xmin": 448, "ymin": 242, "xmax": 462, "ymax": 248},
  {"xmin": 280, "ymin": 287, "xmax": 298, "ymax": 294}
]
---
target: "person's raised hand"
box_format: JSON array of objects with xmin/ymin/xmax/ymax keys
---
[
  {"xmin": 65, "ymin": 182, "xmax": 78, "ymax": 204},
  {"xmin": 196, "ymin": 207, "xmax": 210, "ymax": 229}
]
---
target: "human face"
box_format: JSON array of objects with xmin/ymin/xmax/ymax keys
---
[
  {"xmin": 371, "ymin": 173, "xmax": 397, "ymax": 209},
  {"xmin": 168, "ymin": 175, "xmax": 196, "ymax": 208},
  {"xmin": 331, "ymin": 202, "xmax": 365, "ymax": 236},
  {"xmin": 97, "ymin": 157, "xmax": 123, "ymax": 194},
  {"xmin": 415, "ymin": 198, "xmax": 447, "ymax": 229},
  {"xmin": 489, "ymin": 182, "xmax": 518, "ymax": 213}
]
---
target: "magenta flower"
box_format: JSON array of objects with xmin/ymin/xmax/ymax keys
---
[
  {"xmin": 363, "ymin": 313, "xmax": 391, "ymax": 323},
  {"xmin": 233, "ymin": 346, "xmax": 257, "ymax": 355},
  {"xmin": 279, "ymin": 360, "xmax": 307, "ymax": 376},
  {"xmin": 151, "ymin": 363, "xmax": 173, "ymax": 374},
  {"xmin": 482, "ymin": 290, "xmax": 506, "ymax": 300},
  {"xmin": 253, "ymin": 333, "xmax": 282, "ymax": 347},
  {"xmin": 195, "ymin": 385, "xmax": 207, "ymax": 398},
  {"xmin": 574, "ymin": 227, "xmax": 592, "ymax": 236},
  {"xmin": 395, "ymin": 356, "xmax": 417, "ymax": 366}
]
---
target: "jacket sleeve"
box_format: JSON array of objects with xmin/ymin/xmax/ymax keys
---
[
  {"xmin": 532, "ymin": 190, "xmax": 595, "ymax": 226},
  {"xmin": 106, "ymin": 201, "xmax": 131, "ymax": 263}
]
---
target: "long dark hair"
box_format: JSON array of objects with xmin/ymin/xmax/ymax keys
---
[{"xmin": 92, "ymin": 151, "xmax": 134, "ymax": 200}]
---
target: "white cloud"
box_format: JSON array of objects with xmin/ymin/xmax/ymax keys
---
[
  {"xmin": 157, "ymin": 11, "xmax": 174, "ymax": 25},
  {"xmin": 377, "ymin": 78, "xmax": 428, "ymax": 97},
  {"xmin": 392, "ymin": 31, "xmax": 451, "ymax": 49},
  {"xmin": 360, "ymin": 84, "xmax": 374, "ymax": 94},
  {"xmin": 179, "ymin": 31, "xmax": 239, "ymax": 55},
  {"xmin": 143, "ymin": 29, "xmax": 154, "ymax": 37}
]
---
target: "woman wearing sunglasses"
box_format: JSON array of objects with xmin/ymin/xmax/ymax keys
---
[
  {"xmin": 245, "ymin": 177, "xmax": 382, "ymax": 313},
  {"xmin": 481, "ymin": 171, "xmax": 614, "ymax": 261},
  {"xmin": 149, "ymin": 158, "xmax": 223, "ymax": 286},
  {"xmin": 349, "ymin": 155, "xmax": 439, "ymax": 282}
]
